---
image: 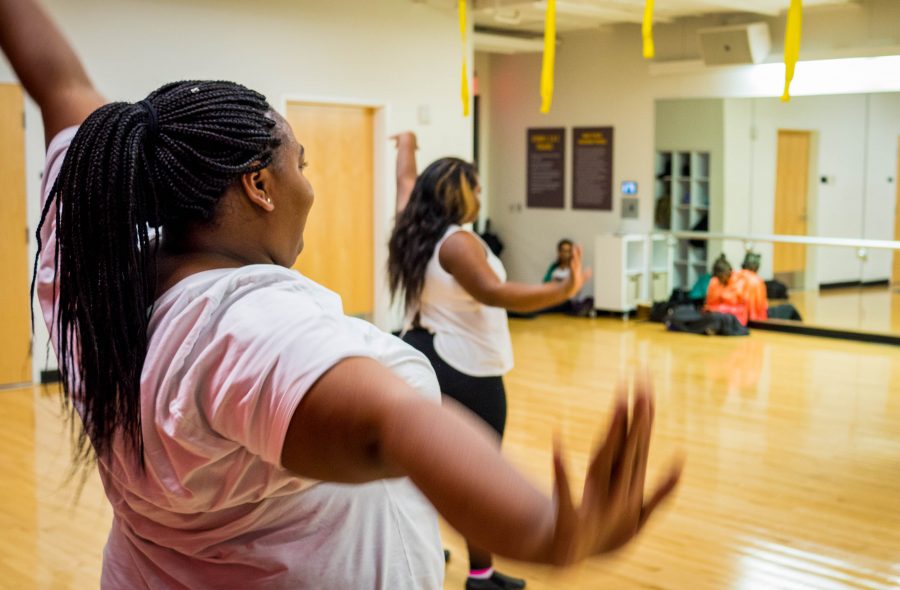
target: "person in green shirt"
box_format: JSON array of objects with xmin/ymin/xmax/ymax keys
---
[
  {"xmin": 543, "ymin": 239, "xmax": 574, "ymax": 283},
  {"xmin": 538, "ymin": 239, "xmax": 596, "ymax": 316}
]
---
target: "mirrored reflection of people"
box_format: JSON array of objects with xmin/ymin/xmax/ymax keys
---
[
  {"xmin": 705, "ymin": 255, "xmax": 750, "ymax": 326},
  {"xmin": 737, "ymin": 252, "xmax": 769, "ymax": 322},
  {"xmin": 740, "ymin": 251, "xmax": 802, "ymax": 322}
]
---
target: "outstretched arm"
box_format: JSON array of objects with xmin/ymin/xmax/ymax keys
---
[
  {"xmin": 0, "ymin": 0, "xmax": 105, "ymax": 144},
  {"xmin": 392, "ymin": 131, "xmax": 418, "ymax": 216},
  {"xmin": 282, "ymin": 358, "xmax": 682, "ymax": 565},
  {"xmin": 439, "ymin": 232, "xmax": 593, "ymax": 313}
]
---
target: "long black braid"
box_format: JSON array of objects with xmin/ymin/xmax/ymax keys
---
[
  {"xmin": 34, "ymin": 80, "xmax": 282, "ymax": 466},
  {"xmin": 388, "ymin": 157, "xmax": 479, "ymax": 313}
]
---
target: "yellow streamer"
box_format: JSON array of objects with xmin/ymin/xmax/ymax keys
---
[
  {"xmin": 782, "ymin": 0, "xmax": 803, "ymax": 102},
  {"xmin": 540, "ymin": 0, "xmax": 556, "ymax": 114},
  {"xmin": 642, "ymin": 0, "xmax": 655, "ymax": 59},
  {"xmin": 459, "ymin": 0, "xmax": 470, "ymax": 117}
]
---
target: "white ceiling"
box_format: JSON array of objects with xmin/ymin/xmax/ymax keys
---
[{"xmin": 472, "ymin": 0, "xmax": 856, "ymax": 33}]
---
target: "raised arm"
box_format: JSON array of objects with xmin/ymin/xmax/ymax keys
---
[
  {"xmin": 282, "ymin": 357, "xmax": 682, "ymax": 565},
  {"xmin": 392, "ymin": 131, "xmax": 418, "ymax": 215},
  {"xmin": 0, "ymin": 0, "xmax": 105, "ymax": 144},
  {"xmin": 439, "ymin": 232, "xmax": 592, "ymax": 313}
]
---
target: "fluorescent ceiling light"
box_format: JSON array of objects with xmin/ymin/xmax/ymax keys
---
[
  {"xmin": 652, "ymin": 53, "xmax": 900, "ymax": 97},
  {"xmin": 756, "ymin": 54, "xmax": 900, "ymax": 95}
]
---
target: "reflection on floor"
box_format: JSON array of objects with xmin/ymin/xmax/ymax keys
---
[
  {"xmin": 787, "ymin": 284, "xmax": 900, "ymax": 334},
  {"xmin": 2, "ymin": 317, "xmax": 900, "ymax": 589},
  {"xmin": 448, "ymin": 318, "xmax": 900, "ymax": 589}
]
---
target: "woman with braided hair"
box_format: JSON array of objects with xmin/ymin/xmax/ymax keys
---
[{"xmin": 2, "ymin": 0, "xmax": 681, "ymax": 588}]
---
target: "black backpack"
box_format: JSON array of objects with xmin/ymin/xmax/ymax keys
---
[
  {"xmin": 766, "ymin": 280, "xmax": 789, "ymax": 300},
  {"xmin": 665, "ymin": 306, "xmax": 749, "ymax": 336},
  {"xmin": 649, "ymin": 289, "xmax": 703, "ymax": 324}
]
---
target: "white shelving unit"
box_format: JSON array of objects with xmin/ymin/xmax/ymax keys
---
[
  {"xmin": 655, "ymin": 150, "xmax": 711, "ymax": 290},
  {"xmin": 594, "ymin": 234, "xmax": 672, "ymax": 316},
  {"xmin": 594, "ymin": 234, "xmax": 646, "ymax": 316}
]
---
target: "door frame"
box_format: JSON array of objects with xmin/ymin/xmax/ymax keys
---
[{"xmin": 279, "ymin": 94, "xmax": 389, "ymax": 326}]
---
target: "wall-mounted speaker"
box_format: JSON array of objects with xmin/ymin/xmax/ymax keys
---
[{"xmin": 698, "ymin": 22, "xmax": 771, "ymax": 65}]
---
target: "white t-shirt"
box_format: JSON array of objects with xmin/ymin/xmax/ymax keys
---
[
  {"xmin": 37, "ymin": 127, "xmax": 444, "ymax": 589},
  {"xmin": 550, "ymin": 266, "xmax": 571, "ymax": 282},
  {"xmin": 414, "ymin": 225, "xmax": 514, "ymax": 377}
]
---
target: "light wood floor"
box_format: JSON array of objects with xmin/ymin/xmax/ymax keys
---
[{"xmin": 2, "ymin": 317, "xmax": 900, "ymax": 589}]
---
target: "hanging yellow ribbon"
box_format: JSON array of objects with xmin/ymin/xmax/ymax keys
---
[
  {"xmin": 459, "ymin": 0, "xmax": 470, "ymax": 116},
  {"xmin": 540, "ymin": 0, "xmax": 556, "ymax": 113},
  {"xmin": 782, "ymin": 0, "xmax": 803, "ymax": 102},
  {"xmin": 642, "ymin": 0, "xmax": 655, "ymax": 59}
]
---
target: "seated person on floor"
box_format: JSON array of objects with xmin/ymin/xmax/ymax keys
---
[
  {"xmin": 540, "ymin": 239, "xmax": 593, "ymax": 315},
  {"xmin": 544, "ymin": 239, "xmax": 574, "ymax": 284},
  {"xmin": 705, "ymin": 254, "xmax": 750, "ymax": 326}
]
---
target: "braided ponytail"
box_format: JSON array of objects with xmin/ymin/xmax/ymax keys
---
[{"xmin": 36, "ymin": 80, "xmax": 281, "ymax": 465}]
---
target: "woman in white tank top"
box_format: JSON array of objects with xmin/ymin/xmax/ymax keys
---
[{"xmin": 388, "ymin": 133, "xmax": 599, "ymax": 590}]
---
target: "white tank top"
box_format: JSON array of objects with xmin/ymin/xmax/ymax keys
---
[{"xmin": 412, "ymin": 225, "xmax": 514, "ymax": 377}]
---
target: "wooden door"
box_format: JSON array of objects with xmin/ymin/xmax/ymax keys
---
[
  {"xmin": 774, "ymin": 130, "xmax": 811, "ymax": 280},
  {"xmin": 0, "ymin": 84, "xmax": 31, "ymax": 386},
  {"xmin": 285, "ymin": 102, "xmax": 375, "ymax": 317}
]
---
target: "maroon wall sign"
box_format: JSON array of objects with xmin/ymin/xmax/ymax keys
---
[
  {"xmin": 526, "ymin": 128, "xmax": 565, "ymax": 209},
  {"xmin": 572, "ymin": 127, "xmax": 613, "ymax": 211}
]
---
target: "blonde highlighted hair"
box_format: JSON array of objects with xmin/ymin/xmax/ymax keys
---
[{"xmin": 388, "ymin": 157, "xmax": 480, "ymax": 312}]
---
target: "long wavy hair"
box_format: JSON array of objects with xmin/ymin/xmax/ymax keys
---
[
  {"xmin": 35, "ymin": 80, "xmax": 281, "ymax": 467},
  {"xmin": 388, "ymin": 157, "xmax": 479, "ymax": 313}
]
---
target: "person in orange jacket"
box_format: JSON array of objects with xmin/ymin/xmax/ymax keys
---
[
  {"xmin": 738, "ymin": 252, "xmax": 769, "ymax": 322},
  {"xmin": 705, "ymin": 255, "xmax": 750, "ymax": 326}
]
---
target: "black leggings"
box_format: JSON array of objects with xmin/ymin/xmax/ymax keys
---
[{"xmin": 402, "ymin": 329, "xmax": 507, "ymax": 438}]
